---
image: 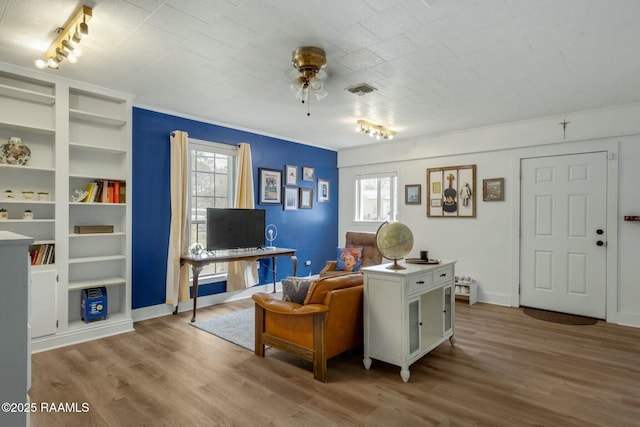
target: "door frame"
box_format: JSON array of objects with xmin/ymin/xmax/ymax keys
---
[{"xmin": 511, "ymin": 140, "xmax": 619, "ymax": 323}]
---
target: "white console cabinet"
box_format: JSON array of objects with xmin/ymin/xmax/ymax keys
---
[
  {"xmin": 0, "ymin": 231, "xmax": 33, "ymax": 427},
  {"xmin": 362, "ymin": 260, "xmax": 456, "ymax": 382}
]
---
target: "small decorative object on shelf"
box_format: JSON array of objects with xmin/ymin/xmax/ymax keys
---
[
  {"xmin": 0, "ymin": 136, "xmax": 31, "ymax": 165},
  {"xmin": 0, "ymin": 208, "xmax": 8, "ymax": 220},
  {"xmin": 74, "ymin": 225, "xmax": 114, "ymax": 234},
  {"xmin": 3, "ymin": 190, "xmax": 14, "ymax": 200},
  {"xmin": 22, "ymin": 209, "xmax": 33, "ymax": 220},
  {"xmin": 21, "ymin": 191, "xmax": 34, "ymax": 200},
  {"xmin": 70, "ymin": 188, "xmax": 89, "ymax": 202},
  {"xmin": 37, "ymin": 192, "xmax": 49, "ymax": 201}
]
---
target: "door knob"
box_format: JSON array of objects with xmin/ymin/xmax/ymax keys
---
[
  {"xmin": 596, "ymin": 229, "xmax": 604, "ymax": 235},
  {"xmin": 596, "ymin": 240, "xmax": 605, "ymax": 246}
]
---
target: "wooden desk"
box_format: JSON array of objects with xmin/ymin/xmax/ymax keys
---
[{"xmin": 180, "ymin": 247, "xmax": 297, "ymax": 322}]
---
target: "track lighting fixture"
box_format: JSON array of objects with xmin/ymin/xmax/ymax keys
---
[
  {"xmin": 34, "ymin": 5, "xmax": 92, "ymax": 69},
  {"xmin": 355, "ymin": 119, "xmax": 396, "ymax": 140}
]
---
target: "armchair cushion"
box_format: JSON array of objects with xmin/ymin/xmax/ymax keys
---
[
  {"xmin": 335, "ymin": 247, "xmax": 363, "ymax": 272},
  {"xmin": 281, "ymin": 277, "xmax": 314, "ymax": 305}
]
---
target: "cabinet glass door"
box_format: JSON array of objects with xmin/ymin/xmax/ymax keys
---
[
  {"xmin": 444, "ymin": 285, "xmax": 452, "ymax": 332},
  {"xmin": 408, "ymin": 298, "xmax": 420, "ymax": 354}
]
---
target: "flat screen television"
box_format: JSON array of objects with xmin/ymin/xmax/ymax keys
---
[{"xmin": 206, "ymin": 208, "xmax": 266, "ymax": 250}]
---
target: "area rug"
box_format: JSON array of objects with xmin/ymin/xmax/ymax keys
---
[
  {"xmin": 192, "ymin": 308, "xmax": 256, "ymax": 351},
  {"xmin": 522, "ymin": 307, "xmax": 597, "ymax": 325}
]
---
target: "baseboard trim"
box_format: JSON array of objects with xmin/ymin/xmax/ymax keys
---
[
  {"xmin": 132, "ymin": 282, "xmax": 283, "ymax": 322},
  {"xmin": 617, "ymin": 312, "xmax": 640, "ymax": 328},
  {"xmin": 31, "ymin": 319, "xmax": 134, "ymax": 353}
]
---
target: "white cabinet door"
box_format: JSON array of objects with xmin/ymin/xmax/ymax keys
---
[{"xmin": 31, "ymin": 269, "xmax": 57, "ymax": 338}]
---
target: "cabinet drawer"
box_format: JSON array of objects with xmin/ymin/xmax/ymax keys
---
[
  {"xmin": 433, "ymin": 265, "xmax": 453, "ymax": 285},
  {"xmin": 407, "ymin": 271, "xmax": 433, "ymax": 295}
]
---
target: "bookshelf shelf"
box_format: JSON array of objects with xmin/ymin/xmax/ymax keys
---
[
  {"xmin": 68, "ymin": 276, "xmax": 126, "ymax": 291},
  {"xmin": 0, "ymin": 119, "xmax": 55, "ymax": 135},
  {"xmin": 1, "ymin": 219, "xmax": 55, "ymax": 223},
  {"xmin": 69, "ymin": 232, "xmax": 126, "ymax": 238},
  {"xmin": 69, "ymin": 109, "xmax": 126, "ymax": 127},
  {"xmin": 68, "ymin": 254, "xmax": 126, "ymax": 264},
  {"xmin": 0, "ymin": 83, "xmax": 55, "ymax": 105},
  {"xmin": 69, "ymin": 142, "xmax": 126, "ymax": 154}
]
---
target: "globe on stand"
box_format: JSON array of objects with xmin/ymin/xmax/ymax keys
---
[{"xmin": 376, "ymin": 221, "xmax": 414, "ymax": 270}]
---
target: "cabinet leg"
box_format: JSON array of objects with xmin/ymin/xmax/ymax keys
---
[
  {"xmin": 449, "ymin": 335, "xmax": 456, "ymax": 346},
  {"xmin": 400, "ymin": 369, "xmax": 410, "ymax": 383},
  {"xmin": 363, "ymin": 357, "xmax": 372, "ymax": 370}
]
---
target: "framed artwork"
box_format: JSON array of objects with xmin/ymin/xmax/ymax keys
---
[
  {"xmin": 317, "ymin": 178, "xmax": 330, "ymax": 202},
  {"xmin": 405, "ymin": 184, "xmax": 421, "ymax": 205},
  {"xmin": 302, "ymin": 166, "xmax": 315, "ymax": 181},
  {"xmin": 258, "ymin": 168, "xmax": 282, "ymax": 205},
  {"xmin": 483, "ymin": 178, "xmax": 505, "ymax": 201},
  {"xmin": 427, "ymin": 164, "xmax": 476, "ymax": 217},
  {"xmin": 285, "ymin": 165, "xmax": 298, "ymax": 186},
  {"xmin": 299, "ymin": 188, "xmax": 313, "ymax": 209},
  {"xmin": 284, "ymin": 187, "xmax": 298, "ymax": 210}
]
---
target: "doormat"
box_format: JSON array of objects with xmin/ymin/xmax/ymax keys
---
[{"xmin": 522, "ymin": 307, "xmax": 597, "ymax": 325}]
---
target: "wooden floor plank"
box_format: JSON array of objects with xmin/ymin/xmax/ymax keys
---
[{"xmin": 29, "ymin": 301, "xmax": 640, "ymax": 426}]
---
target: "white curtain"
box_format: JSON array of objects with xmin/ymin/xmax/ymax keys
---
[
  {"xmin": 166, "ymin": 130, "xmax": 191, "ymax": 308},
  {"xmin": 226, "ymin": 143, "xmax": 259, "ymax": 291}
]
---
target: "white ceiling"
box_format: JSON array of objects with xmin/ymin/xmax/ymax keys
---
[{"xmin": 2, "ymin": 0, "xmax": 639, "ymax": 150}]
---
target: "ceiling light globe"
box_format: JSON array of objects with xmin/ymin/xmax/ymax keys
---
[
  {"xmin": 47, "ymin": 58, "xmax": 59, "ymax": 69},
  {"xmin": 34, "ymin": 59, "xmax": 48, "ymax": 69},
  {"xmin": 68, "ymin": 54, "xmax": 78, "ymax": 63}
]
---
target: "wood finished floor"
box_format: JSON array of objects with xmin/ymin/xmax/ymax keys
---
[{"xmin": 30, "ymin": 300, "xmax": 640, "ymax": 427}]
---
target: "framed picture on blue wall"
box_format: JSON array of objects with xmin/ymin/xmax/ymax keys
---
[
  {"xmin": 285, "ymin": 164, "xmax": 298, "ymax": 185},
  {"xmin": 318, "ymin": 178, "xmax": 330, "ymax": 202},
  {"xmin": 259, "ymin": 168, "xmax": 282, "ymax": 204}
]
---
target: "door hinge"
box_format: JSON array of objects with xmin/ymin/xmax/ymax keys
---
[
  {"xmin": 56, "ymin": 274, "xmax": 59, "ymax": 282},
  {"xmin": 56, "ymin": 320, "xmax": 59, "ymax": 328}
]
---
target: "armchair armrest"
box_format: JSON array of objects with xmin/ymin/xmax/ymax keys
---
[
  {"xmin": 319, "ymin": 260, "xmax": 337, "ymax": 277},
  {"xmin": 252, "ymin": 293, "xmax": 329, "ymax": 315}
]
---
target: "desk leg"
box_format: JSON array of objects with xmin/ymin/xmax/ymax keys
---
[
  {"xmin": 191, "ymin": 265, "xmax": 203, "ymax": 322},
  {"xmin": 272, "ymin": 256, "xmax": 277, "ymax": 293},
  {"xmin": 291, "ymin": 255, "xmax": 298, "ymax": 277}
]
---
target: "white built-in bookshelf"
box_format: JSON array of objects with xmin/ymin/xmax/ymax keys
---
[{"xmin": 0, "ymin": 65, "xmax": 133, "ymax": 351}]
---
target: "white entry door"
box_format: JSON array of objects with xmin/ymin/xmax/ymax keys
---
[{"xmin": 520, "ymin": 152, "xmax": 607, "ymax": 318}]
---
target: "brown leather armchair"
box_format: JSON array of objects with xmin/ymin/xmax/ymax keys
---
[
  {"xmin": 252, "ymin": 273, "xmax": 363, "ymax": 382},
  {"xmin": 319, "ymin": 231, "xmax": 383, "ymax": 277}
]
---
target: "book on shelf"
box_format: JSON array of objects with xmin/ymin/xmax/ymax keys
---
[
  {"xmin": 82, "ymin": 180, "xmax": 125, "ymax": 204},
  {"xmin": 29, "ymin": 243, "xmax": 56, "ymax": 265}
]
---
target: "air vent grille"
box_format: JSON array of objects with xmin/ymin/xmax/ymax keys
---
[{"xmin": 346, "ymin": 83, "xmax": 377, "ymax": 96}]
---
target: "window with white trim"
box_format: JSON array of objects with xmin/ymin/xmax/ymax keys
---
[
  {"xmin": 189, "ymin": 139, "xmax": 237, "ymax": 280},
  {"xmin": 354, "ymin": 172, "xmax": 398, "ymax": 222}
]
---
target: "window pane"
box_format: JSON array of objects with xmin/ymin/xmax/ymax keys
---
[
  {"xmin": 196, "ymin": 151, "xmax": 216, "ymax": 172},
  {"xmin": 215, "ymin": 156, "xmax": 228, "ymax": 173},
  {"xmin": 355, "ymin": 175, "xmax": 397, "ymax": 221}
]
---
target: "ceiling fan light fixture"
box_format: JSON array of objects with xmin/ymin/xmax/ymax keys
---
[{"xmin": 291, "ymin": 46, "xmax": 328, "ymax": 115}]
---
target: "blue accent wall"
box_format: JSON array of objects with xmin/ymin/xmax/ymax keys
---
[{"xmin": 132, "ymin": 107, "xmax": 338, "ymax": 309}]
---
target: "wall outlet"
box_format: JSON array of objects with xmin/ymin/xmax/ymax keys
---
[{"xmin": 305, "ymin": 260, "xmax": 311, "ymax": 266}]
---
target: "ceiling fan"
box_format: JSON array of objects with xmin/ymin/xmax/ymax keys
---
[{"xmin": 290, "ymin": 46, "xmax": 327, "ymax": 115}]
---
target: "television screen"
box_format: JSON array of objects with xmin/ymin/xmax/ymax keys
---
[{"xmin": 206, "ymin": 208, "xmax": 266, "ymax": 250}]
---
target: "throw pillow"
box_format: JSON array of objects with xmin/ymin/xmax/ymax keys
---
[
  {"xmin": 282, "ymin": 277, "xmax": 314, "ymax": 305},
  {"xmin": 335, "ymin": 247, "xmax": 364, "ymax": 272}
]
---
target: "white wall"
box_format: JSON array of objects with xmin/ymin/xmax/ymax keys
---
[{"xmin": 338, "ymin": 103, "xmax": 640, "ymax": 327}]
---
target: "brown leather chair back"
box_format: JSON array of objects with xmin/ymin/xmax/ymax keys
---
[{"xmin": 345, "ymin": 231, "xmax": 383, "ymax": 267}]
